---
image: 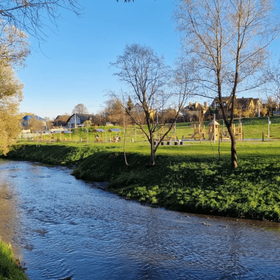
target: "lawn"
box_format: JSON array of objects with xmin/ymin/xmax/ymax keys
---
[
  {"xmin": 2, "ymin": 117, "xmax": 280, "ymax": 279},
  {"xmin": 5, "ymin": 138, "xmax": 280, "ymax": 222},
  {"xmin": 19, "ymin": 116, "xmax": 280, "ymax": 144}
]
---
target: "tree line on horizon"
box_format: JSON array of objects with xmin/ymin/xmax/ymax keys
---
[{"xmin": 1, "ymin": 0, "xmax": 280, "ymax": 169}]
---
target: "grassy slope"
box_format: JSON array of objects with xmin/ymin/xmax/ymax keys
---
[
  {"xmin": 5, "ymin": 139, "xmax": 280, "ymax": 222},
  {"xmin": 0, "ymin": 238, "xmax": 27, "ymax": 280}
]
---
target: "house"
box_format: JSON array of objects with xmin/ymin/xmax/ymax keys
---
[
  {"xmin": 211, "ymin": 96, "xmax": 262, "ymax": 118},
  {"xmin": 213, "ymin": 97, "xmax": 232, "ymax": 110},
  {"xmin": 103, "ymin": 122, "xmax": 116, "ymax": 126},
  {"xmin": 181, "ymin": 102, "xmax": 208, "ymax": 122},
  {"xmin": 66, "ymin": 114, "xmax": 94, "ymax": 128},
  {"xmin": 53, "ymin": 115, "xmax": 69, "ymax": 127},
  {"xmin": 22, "ymin": 115, "xmax": 47, "ymax": 131}
]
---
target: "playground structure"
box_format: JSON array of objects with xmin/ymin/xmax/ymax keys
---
[
  {"xmin": 157, "ymin": 121, "xmax": 241, "ymax": 143},
  {"xmin": 20, "ymin": 120, "xmax": 245, "ymax": 145},
  {"xmin": 93, "ymin": 129, "xmax": 105, "ymax": 142},
  {"xmin": 191, "ymin": 124, "xmax": 207, "ymax": 140},
  {"xmin": 219, "ymin": 122, "xmax": 243, "ymax": 140},
  {"xmin": 208, "ymin": 120, "xmax": 220, "ymax": 141},
  {"xmin": 108, "ymin": 128, "xmax": 122, "ymax": 142},
  {"xmin": 208, "ymin": 120, "xmax": 243, "ymax": 141},
  {"xmin": 159, "ymin": 123, "xmax": 178, "ymax": 141},
  {"xmin": 27, "ymin": 130, "xmax": 72, "ymax": 141}
]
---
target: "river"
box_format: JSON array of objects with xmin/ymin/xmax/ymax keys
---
[{"xmin": 0, "ymin": 160, "xmax": 280, "ymax": 280}]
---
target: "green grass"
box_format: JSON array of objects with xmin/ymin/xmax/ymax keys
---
[
  {"xmin": 2, "ymin": 118, "xmax": 278, "ymax": 278},
  {"xmin": 5, "ymin": 140, "xmax": 280, "ymax": 221},
  {"xmin": 0, "ymin": 238, "xmax": 27, "ymax": 280},
  {"xmin": 19, "ymin": 116, "xmax": 280, "ymax": 144}
]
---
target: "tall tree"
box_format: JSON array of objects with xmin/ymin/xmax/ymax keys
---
[
  {"xmin": 0, "ymin": 23, "xmax": 29, "ymax": 155},
  {"xmin": 175, "ymin": 0, "xmax": 280, "ymax": 168},
  {"xmin": 72, "ymin": 103, "xmax": 89, "ymax": 114},
  {"xmin": 0, "ymin": 64, "xmax": 23, "ymax": 155},
  {"xmin": 111, "ymin": 43, "xmax": 192, "ymax": 166},
  {"xmin": 263, "ymin": 95, "xmax": 279, "ymax": 116},
  {"xmin": 264, "ymin": 58, "xmax": 280, "ymax": 102},
  {"xmin": 0, "ymin": 0, "xmax": 82, "ymax": 39},
  {"xmin": 25, "ymin": 115, "xmax": 46, "ymax": 132},
  {"xmin": 104, "ymin": 98, "xmax": 123, "ymax": 125}
]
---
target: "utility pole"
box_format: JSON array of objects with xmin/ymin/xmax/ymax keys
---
[
  {"xmin": 268, "ymin": 116, "xmax": 271, "ymax": 138},
  {"xmin": 213, "ymin": 100, "xmax": 216, "ymax": 143},
  {"xmin": 258, "ymin": 87, "xmax": 261, "ymax": 117},
  {"xmin": 213, "ymin": 113, "xmax": 216, "ymax": 143}
]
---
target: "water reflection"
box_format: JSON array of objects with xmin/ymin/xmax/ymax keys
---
[
  {"xmin": 0, "ymin": 160, "xmax": 280, "ymax": 280},
  {"xmin": 0, "ymin": 164, "xmax": 22, "ymax": 257}
]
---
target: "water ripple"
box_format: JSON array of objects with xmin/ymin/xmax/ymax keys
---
[{"xmin": 0, "ymin": 160, "xmax": 280, "ymax": 279}]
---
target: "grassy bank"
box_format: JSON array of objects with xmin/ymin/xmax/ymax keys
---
[
  {"xmin": 3, "ymin": 142, "xmax": 280, "ymax": 221},
  {"xmin": 4, "ymin": 141, "xmax": 280, "ymax": 222},
  {"xmin": 0, "ymin": 238, "xmax": 27, "ymax": 280}
]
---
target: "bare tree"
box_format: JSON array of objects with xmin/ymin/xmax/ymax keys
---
[
  {"xmin": 111, "ymin": 43, "xmax": 192, "ymax": 166},
  {"xmin": 175, "ymin": 0, "xmax": 280, "ymax": 168},
  {"xmin": 104, "ymin": 98, "xmax": 123, "ymax": 125},
  {"xmin": 27, "ymin": 115, "xmax": 45, "ymax": 132},
  {"xmin": 0, "ymin": 1, "xmax": 82, "ymax": 40},
  {"xmin": 0, "ymin": 24, "xmax": 30, "ymax": 68},
  {"xmin": 263, "ymin": 95, "xmax": 279, "ymax": 116},
  {"xmin": 264, "ymin": 58, "xmax": 280, "ymax": 103},
  {"xmin": 72, "ymin": 103, "xmax": 89, "ymax": 114}
]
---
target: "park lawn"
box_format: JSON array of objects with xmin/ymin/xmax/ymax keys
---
[
  {"xmin": 20, "ymin": 116, "xmax": 280, "ymax": 144},
  {"xmin": 5, "ymin": 140, "xmax": 280, "ymax": 222},
  {"xmin": 77, "ymin": 116, "xmax": 280, "ymax": 141},
  {"xmin": 71, "ymin": 140, "xmax": 280, "ymax": 221}
]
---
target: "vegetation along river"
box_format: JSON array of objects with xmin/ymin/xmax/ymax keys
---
[{"xmin": 1, "ymin": 160, "xmax": 280, "ymax": 280}]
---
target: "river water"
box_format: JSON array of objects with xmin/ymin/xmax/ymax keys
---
[{"xmin": 1, "ymin": 160, "xmax": 280, "ymax": 280}]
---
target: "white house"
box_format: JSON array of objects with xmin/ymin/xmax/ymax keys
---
[{"xmin": 67, "ymin": 114, "xmax": 94, "ymax": 128}]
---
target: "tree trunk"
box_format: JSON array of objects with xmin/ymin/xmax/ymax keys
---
[
  {"xmin": 123, "ymin": 127, "xmax": 129, "ymax": 166},
  {"xmin": 150, "ymin": 137, "xmax": 156, "ymax": 166},
  {"xmin": 228, "ymin": 126, "xmax": 238, "ymax": 168}
]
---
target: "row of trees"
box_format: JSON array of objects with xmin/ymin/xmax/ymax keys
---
[
  {"xmin": 1, "ymin": 0, "xmax": 280, "ymax": 170},
  {"xmin": 0, "ymin": 24, "xmax": 29, "ymax": 155},
  {"xmin": 107, "ymin": 0, "xmax": 280, "ymax": 168},
  {"xmin": 174, "ymin": 0, "xmax": 280, "ymax": 168},
  {"xmin": 0, "ymin": 1, "xmax": 82, "ymax": 155}
]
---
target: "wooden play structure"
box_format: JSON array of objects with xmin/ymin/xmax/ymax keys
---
[
  {"xmin": 60, "ymin": 130, "xmax": 72, "ymax": 141},
  {"xmin": 220, "ymin": 123, "xmax": 243, "ymax": 140},
  {"xmin": 93, "ymin": 129, "xmax": 105, "ymax": 142},
  {"xmin": 160, "ymin": 123, "xmax": 178, "ymax": 141},
  {"xmin": 108, "ymin": 128, "xmax": 122, "ymax": 142},
  {"xmin": 208, "ymin": 120, "xmax": 220, "ymax": 141},
  {"xmin": 191, "ymin": 124, "xmax": 207, "ymax": 140}
]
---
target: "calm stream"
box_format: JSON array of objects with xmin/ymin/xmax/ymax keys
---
[{"xmin": 1, "ymin": 160, "xmax": 280, "ymax": 280}]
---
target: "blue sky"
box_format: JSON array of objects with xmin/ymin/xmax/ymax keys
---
[
  {"xmin": 18, "ymin": 0, "xmax": 280, "ymax": 119},
  {"xmin": 18, "ymin": 0, "xmax": 181, "ymax": 119}
]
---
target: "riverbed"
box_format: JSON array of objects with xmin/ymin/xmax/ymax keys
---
[{"xmin": 1, "ymin": 160, "xmax": 280, "ymax": 280}]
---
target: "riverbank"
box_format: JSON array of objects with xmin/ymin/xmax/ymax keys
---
[
  {"xmin": 0, "ymin": 237, "xmax": 27, "ymax": 279},
  {"xmin": 4, "ymin": 142, "xmax": 280, "ymax": 222}
]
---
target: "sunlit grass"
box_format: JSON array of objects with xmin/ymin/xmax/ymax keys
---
[
  {"xmin": 19, "ymin": 116, "xmax": 280, "ymax": 144},
  {"xmin": 0, "ymin": 238, "xmax": 27, "ymax": 279},
  {"xmin": 6, "ymin": 136, "xmax": 280, "ymax": 222}
]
